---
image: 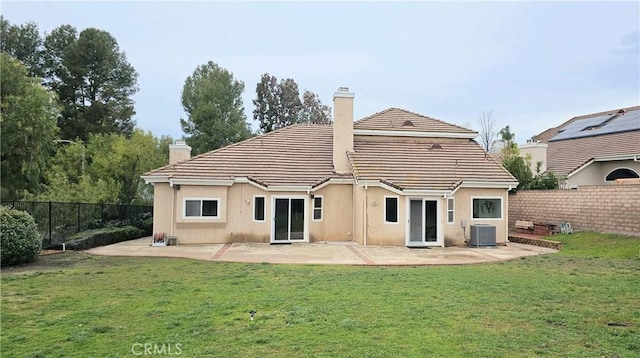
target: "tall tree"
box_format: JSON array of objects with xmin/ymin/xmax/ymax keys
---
[
  {"xmin": 0, "ymin": 16, "xmax": 44, "ymax": 77},
  {"xmin": 477, "ymin": 111, "xmax": 497, "ymax": 152},
  {"xmin": 278, "ymin": 78, "xmax": 302, "ymax": 127},
  {"xmin": 0, "ymin": 53, "xmax": 60, "ymax": 200},
  {"xmin": 253, "ymin": 73, "xmax": 280, "ymax": 133},
  {"xmin": 253, "ymin": 73, "xmax": 332, "ymax": 133},
  {"xmin": 497, "ymin": 125, "xmax": 516, "ymax": 149},
  {"xmin": 180, "ymin": 61, "xmax": 252, "ymax": 155},
  {"xmin": 46, "ymin": 27, "xmax": 139, "ymax": 141},
  {"xmin": 299, "ymin": 90, "xmax": 332, "ymax": 125}
]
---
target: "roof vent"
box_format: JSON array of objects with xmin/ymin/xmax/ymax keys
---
[
  {"xmin": 402, "ymin": 120, "xmax": 414, "ymax": 127},
  {"xmin": 430, "ymin": 143, "xmax": 442, "ymax": 150}
]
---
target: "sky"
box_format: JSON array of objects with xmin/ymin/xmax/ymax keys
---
[{"xmin": 3, "ymin": 1, "xmax": 639, "ymax": 144}]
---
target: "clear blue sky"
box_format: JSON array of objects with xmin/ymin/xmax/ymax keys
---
[{"xmin": 3, "ymin": 1, "xmax": 639, "ymax": 144}]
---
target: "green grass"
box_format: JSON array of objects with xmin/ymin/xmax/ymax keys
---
[{"xmin": 2, "ymin": 233, "xmax": 639, "ymax": 357}]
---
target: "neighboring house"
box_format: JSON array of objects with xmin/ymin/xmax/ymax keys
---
[
  {"xmin": 520, "ymin": 106, "xmax": 640, "ymax": 188},
  {"xmin": 142, "ymin": 88, "xmax": 517, "ymax": 247}
]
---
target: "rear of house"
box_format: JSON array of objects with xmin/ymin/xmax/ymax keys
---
[{"xmin": 143, "ymin": 88, "xmax": 517, "ymax": 247}]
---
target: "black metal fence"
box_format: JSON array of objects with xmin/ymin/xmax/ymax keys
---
[{"xmin": 1, "ymin": 201, "xmax": 153, "ymax": 247}]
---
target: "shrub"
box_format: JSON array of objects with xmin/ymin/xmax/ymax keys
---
[
  {"xmin": 1, "ymin": 206, "xmax": 41, "ymax": 266},
  {"xmin": 65, "ymin": 226, "xmax": 145, "ymax": 250}
]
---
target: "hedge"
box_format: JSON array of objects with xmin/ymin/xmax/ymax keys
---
[
  {"xmin": 65, "ymin": 226, "xmax": 145, "ymax": 250},
  {"xmin": 1, "ymin": 206, "xmax": 41, "ymax": 266}
]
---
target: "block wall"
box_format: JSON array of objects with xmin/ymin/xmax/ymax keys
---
[{"xmin": 508, "ymin": 185, "xmax": 640, "ymax": 237}]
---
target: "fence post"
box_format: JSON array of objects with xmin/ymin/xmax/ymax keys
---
[{"xmin": 48, "ymin": 201, "xmax": 52, "ymax": 245}]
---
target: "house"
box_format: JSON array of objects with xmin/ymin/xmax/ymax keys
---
[
  {"xmin": 142, "ymin": 87, "xmax": 518, "ymax": 247},
  {"xmin": 520, "ymin": 105, "xmax": 640, "ymax": 188}
]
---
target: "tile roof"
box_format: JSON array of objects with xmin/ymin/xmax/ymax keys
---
[
  {"xmin": 534, "ymin": 105, "xmax": 640, "ymax": 143},
  {"xmin": 546, "ymin": 131, "xmax": 640, "ymax": 176},
  {"xmin": 144, "ymin": 125, "xmax": 344, "ymax": 186},
  {"xmin": 529, "ymin": 105, "xmax": 640, "ymax": 176},
  {"xmin": 144, "ymin": 108, "xmax": 516, "ymax": 191},
  {"xmin": 354, "ymin": 108, "xmax": 476, "ymax": 134},
  {"xmin": 349, "ymin": 136, "xmax": 516, "ymax": 190}
]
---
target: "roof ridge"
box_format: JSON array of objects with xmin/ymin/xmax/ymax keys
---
[
  {"xmin": 354, "ymin": 107, "xmax": 395, "ymax": 124},
  {"xmin": 354, "ymin": 107, "xmax": 475, "ymax": 133}
]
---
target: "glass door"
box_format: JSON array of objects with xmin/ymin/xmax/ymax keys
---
[
  {"xmin": 407, "ymin": 199, "xmax": 440, "ymax": 246},
  {"xmin": 273, "ymin": 198, "xmax": 306, "ymax": 242}
]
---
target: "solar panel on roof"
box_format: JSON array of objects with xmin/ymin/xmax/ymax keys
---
[{"xmin": 549, "ymin": 108, "xmax": 640, "ymax": 141}]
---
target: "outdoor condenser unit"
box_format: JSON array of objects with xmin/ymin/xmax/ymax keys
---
[{"xmin": 469, "ymin": 224, "xmax": 496, "ymax": 247}]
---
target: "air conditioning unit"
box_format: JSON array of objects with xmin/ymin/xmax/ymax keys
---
[{"xmin": 469, "ymin": 224, "xmax": 496, "ymax": 247}]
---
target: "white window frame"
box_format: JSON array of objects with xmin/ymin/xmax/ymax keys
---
[
  {"xmin": 183, "ymin": 197, "xmax": 220, "ymax": 219},
  {"xmin": 253, "ymin": 195, "xmax": 266, "ymax": 222},
  {"xmin": 471, "ymin": 197, "xmax": 503, "ymax": 220},
  {"xmin": 447, "ymin": 197, "xmax": 455, "ymax": 224},
  {"xmin": 312, "ymin": 195, "xmax": 323, "ymax": 221},
  {"xmin": 384, "ymin": 195, "xmax": 399, "ymax": 224}
]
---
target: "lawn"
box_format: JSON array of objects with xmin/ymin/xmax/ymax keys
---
[{"xmin": 1, "ymin": 232, "xmax": 638, "ymax": 357}]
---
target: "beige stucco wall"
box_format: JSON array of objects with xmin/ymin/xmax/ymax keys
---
[
  {"xmin": 359, "ymin": 186, "xmax": 407, "ymax": 246},
  {"xmin": 333, "ymin": 88, "xmax": 354, "ymax": 175},
  {"xmin": 568, "ymin": 160, "xmax": 640, "ymax": 186},
  {"xmin": 309, "ymin": 184, "xmax": 354, "ymax": 242},
  {"xmin": 519, "ymin": 143, "xmax": 547, "ymax": 174},
  {"xmin": 446, "ymin": 188, "xmax": 509, "ymax": 246},
  {"xmin": 152, "ymin": 183, "xmax": 173, "ymax": 237},
  {"xmin": 151, "ymin": 182, "xmax": 509, "ymax": 246},
  {"xmin": 151, "ymin": 182, "xmax": 353, "ymax": 244}
]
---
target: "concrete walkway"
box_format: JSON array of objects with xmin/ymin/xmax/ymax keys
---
[{"xmin": 86, "ymin": 237, "xmax": 558, "ymax": 266}]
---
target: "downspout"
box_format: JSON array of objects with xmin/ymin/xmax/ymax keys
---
[
  {"xmin": 363, "ymin": 181, "xmax": 368, "ymax": 246},
  {"xmin": 171, "ymin": 184, "xmax": 176, "ymax": 236},
  {"xmin": 352, "ymin": 178, "xmax": 357, "ymax": 244},
  {"xmin": 504, "ymin": 189, "xmax": 509, "ymax": 245}
]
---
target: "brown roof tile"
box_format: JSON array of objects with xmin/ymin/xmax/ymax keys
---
[
  {"xmin": 534, "ymin": 105, "xmax": 640, "ymax": 143},
  {"xmin": 144, "ymin": 125, "xmax": 343, "ymax": 186},
  {"xmin": 349, "ymin": 136, "xmax": 516, "ymax": 190},
  {"xmin": 354, "ymin": 108, "xmax": 476, "ymax": 134},
  {"xmin": 145, "ymin": 110, "xmax": 516, "ymax": 191},
  {"xmin": 547, "ymin": 131, "xmax": 640, "ymax": 176}
]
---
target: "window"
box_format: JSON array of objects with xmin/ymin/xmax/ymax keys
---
[
  {"xmin": 472, "ymin": 198, "xmax": 502, "ymax": 219},
  {"xmin": 313, "ymin": 196, "xmax": 323, "ymax": 221},
  {"xmin": 447, "ymin": 198, "xmax": 454, "ymax": 223},
  {"xmin": 184, "ymin": 198, "xmax": 219, "ymax": 218},
  {"xmin": 385, "ymin": 196, "xmax": 398, "ymax": 223},
  {"xmin": 254, "ymin": 196, "xmax": 265, "ymax": 222},
  {"xmin": 605, "ymin": 168, "xmax": 639, "ymax": 181}
]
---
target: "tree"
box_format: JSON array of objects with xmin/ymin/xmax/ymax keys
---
[
  {"xmin": 499, "ymin": 127, "xmax": 558, "ymax": 191},
  {"xmin": 497, "ymin": 125, "xmax": 516, "ymax": 148},
  {"xmin": 0, "ymin": 53, "xmax": 60, "ymax": 200},
  {"xmin": 253, "ymin": 73, "xmax": 332, "ymax": 133},
  {"xmin": 477, "ymin": 111, "xmax": 497, "ymax": 152},
  {"xmin": 300, "ymin": 90, "xmax": 332, "ymax": 125},
  {"xmin": 0, "ymin": 16, "xmax": 44, "ymax": 77},
  {"xmin": 44, "ymin": 26, "xmax": 139, "ymax": 141},
  {"xmin": 36, "ymin": 130, "xmax": 173, "ymax": 204},
  {"xmin": 253, "ymin": 73, "xmax": 279, "ymax": 133},
  {"xmin": 180, "ymin": 61, "xmax": 252, "ymax": 155},
  {"xmin": 278, "ymin": 78, "xmax": 302, "ymax": 128}
]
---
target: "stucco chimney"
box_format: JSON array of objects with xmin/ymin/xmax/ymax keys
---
[
  {"xmin": 333, "ymin": 87, "xmax": 355, "ymax": 174},
  {"xmin": 169, "ymin": 140, "xmax": 191, "ymax": 164}
]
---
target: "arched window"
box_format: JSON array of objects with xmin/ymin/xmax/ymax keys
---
[{"xmin": 605, "ymin": 168, "xmax": 640, "ymax": 181}]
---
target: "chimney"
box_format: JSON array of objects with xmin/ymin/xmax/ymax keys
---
[
  {"xmin": 169, "ymin": 140, "xmax": 191, "ymax": 164},
  {"xmin": 333, "ymin": 87, "xmax": 355, "ymax": 175}
]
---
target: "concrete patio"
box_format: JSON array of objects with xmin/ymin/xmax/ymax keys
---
[{"xmin": 86, "ymin": 237, "xmax": 558, "ymax": 266}]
